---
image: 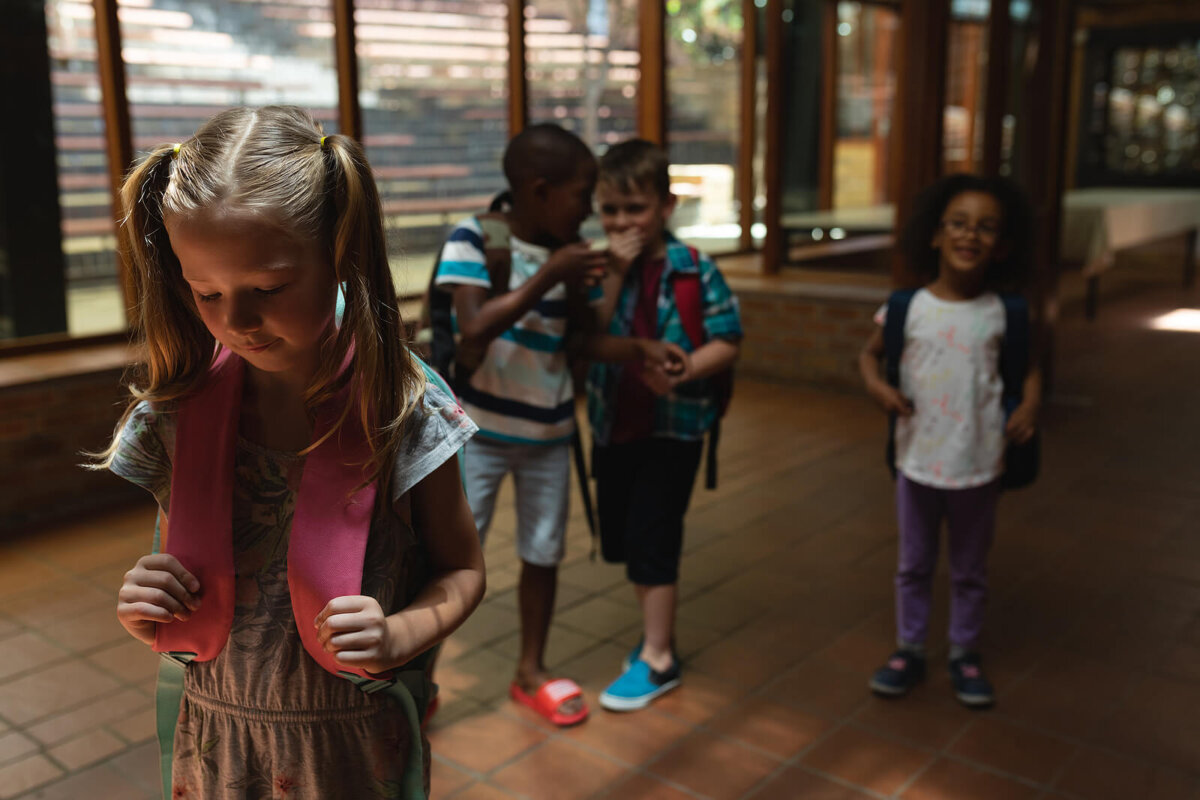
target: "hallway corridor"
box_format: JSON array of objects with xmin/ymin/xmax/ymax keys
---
[{"xmin": 2, "ymin": 282, "xmax": 1198, "ymax": 799}]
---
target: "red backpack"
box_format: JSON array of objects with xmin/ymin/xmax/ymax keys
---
[{"xmin": 672, "ymin": 248, "xmax": 733, "ymax": 489}]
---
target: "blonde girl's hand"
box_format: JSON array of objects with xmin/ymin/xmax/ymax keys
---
[
  {"xmin": 868, "ymin": 381, "xmax": 914, "ymax": 417},
  {"xmin": 1005, "ymin": 400, "xmax": 1038, "ymax": 444},
  {"xmin": 315, "ymin": 595, "xmax": 399, "ymax": 675},
  {"xmin": 117, "ymin": 554, "xmax": 202, "ymax": 647}
]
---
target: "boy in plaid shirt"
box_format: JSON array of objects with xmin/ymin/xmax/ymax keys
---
[{"xmin": 581, "ymin": 139, "xmax": 742, "ymax": 710}]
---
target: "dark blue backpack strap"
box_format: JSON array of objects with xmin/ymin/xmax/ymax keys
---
[
  {"xmin": 883, "ymin": 289, "xmax": 917, "ymax": 388},
  {"xmin": 998, "ymin": 294, "xmax": 1030, "ymax": 413},
  {"xmin": 998, "ymin": 294, "xmax": 1040, "ymax": 490},
  {"xmin": 883, "ymin": 289, "xmax": 916, "ymax": 477}
]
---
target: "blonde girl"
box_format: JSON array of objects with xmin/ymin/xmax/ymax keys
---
[{"xmin": 98, "ymin": 106, "xmax": 483, "ymax": 798}]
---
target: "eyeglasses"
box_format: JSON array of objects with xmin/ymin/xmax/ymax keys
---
[{"xmin": 941, "ymin": 218, "xmax": 1000, "ymax": 241}]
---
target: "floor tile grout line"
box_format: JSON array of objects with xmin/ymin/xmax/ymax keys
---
[
  {"xmin": 885, "ymin": 708, "xmax": 974, "ymax": 799},
  {"xmin": 459, "ymin": 621, "xmax": 1200, "ymax": 795},
  {"xmin": 477, "ymin": 704, "xmax": 712, "ymax": 800},
  {"xmin": 737, "ymin": 715, "xmax": 893, "ymax": 800}
]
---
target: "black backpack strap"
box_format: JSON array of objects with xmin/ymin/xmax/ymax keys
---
[
  {"xmin": 883, "ymin": 289, "xmax": 917, "ymax": 388},
  {"xmin": 426, "ymin": 239, "xmax": 457, "ymax": 382},
  {"xmin": 883, "ymin": 289, "xmax": 916, "ymax": 476},
  {"xmin": 998, "ymin": 294, "xmax": 1030, "ymax": 413},
  {"xmin": 998, "ymin": 293, "xmax": 1040, "ymax": 490}
]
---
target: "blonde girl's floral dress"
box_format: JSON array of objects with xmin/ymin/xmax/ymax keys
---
[{"xmin": 110, "ymin": 383, "xmax": 476, "ymax": 800}]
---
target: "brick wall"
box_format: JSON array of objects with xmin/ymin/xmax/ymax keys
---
[
  {"xmin": 0, "ymin": 348, "xmax": 142, "ymax": 535},
  {"xmin": 0, "ymin": 279, "xmax": 889, "ymax": 533},
  {"xmin": 730, "ymin": 276, "xmax": 888, "ymax": 389}
]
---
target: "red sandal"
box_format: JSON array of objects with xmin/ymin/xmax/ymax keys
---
[{"xmin": 509, "ymin": 678, "xmax": 590, "ymax": 727}]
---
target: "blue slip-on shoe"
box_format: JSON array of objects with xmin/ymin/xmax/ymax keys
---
[
  {"xmin": 622, "ymin": 640, "xmax": 642, "ymax": 672},
  {"xmin": 599, "ymin": 659, "xmax": 681, "ymax": 712},
  {"xmin": 948, "ymin": 652, "xmax": 995, "ymax": 708},
  {"xmin": 868, "ymin": 649, "xmax": 926, "ymax": 697},
  {"xmin": 622, "ymin": 639, "xmax": 679, "ymax": 672}
]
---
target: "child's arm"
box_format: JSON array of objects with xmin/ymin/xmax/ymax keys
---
[
  {"xmin": 1005, "ymin": 366, "xmax": 1042, "ymax": 443},
  {"xmin": 579, "ymin": 333, "xmax": 687, "ymax": 370},
  {"xmin": 454, "ymin": 242, "xmax": 608, "ymax": 354},
  {"xmin": 634, "ymin": 338, "xmax": 738, "ymax": 396},
  {"xmin": 315, "ymin": 455, "xmax": 484, "ymax": 674},
  {"xmin": 858, "ymin": 326, "xmax": 914, "ymax": 416}
]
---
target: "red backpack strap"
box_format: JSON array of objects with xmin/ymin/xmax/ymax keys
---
[{"xmin": 672, "ymin": 247, "xmax": 706, "ymax": 350}]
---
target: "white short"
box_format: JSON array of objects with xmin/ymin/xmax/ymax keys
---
[{"xmin": 462, "ymin": 437, "xmax": 571, "ymax": 567}]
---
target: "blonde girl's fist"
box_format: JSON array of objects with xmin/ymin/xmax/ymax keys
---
[
  {"xmin": 117, "ymin": 553, "xmax": 201, "ymax": 646},
  {"xmin": 315, "ymin": 595, "xmax": 399, "ymax": 674}
]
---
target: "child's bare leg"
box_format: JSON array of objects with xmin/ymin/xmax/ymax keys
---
[
  {"xmin": 515, "ymin": 561, "xmax": 584, "ymax": 715},
  {"xmin": 635, "ymin": 583, "xmax": 677, "ymax": 672}
]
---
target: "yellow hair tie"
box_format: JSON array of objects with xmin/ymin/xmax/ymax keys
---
[
  {"xmin": 319, "ymin": 136, "xmax": 328, "ymax": 149},
  {"xmin": 172, "ymin": 143, "xmax": 181, "ymax": 158}
]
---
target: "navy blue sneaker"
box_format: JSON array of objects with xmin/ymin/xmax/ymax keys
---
[
  {"xmin": 600, "ymin": 659, "xmax": 681, "ymax": 711},
  {"xmin": 868, "ymin": 649, "xmax": 926, "ymax": 697},
  {"xmin": 949, "ymin": 652, "xmax": 995, "ymax": 708}
]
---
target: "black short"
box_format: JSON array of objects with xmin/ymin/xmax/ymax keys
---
[{"xmin": 592, "ymin": 437, "xmax": 704, "ymax": 586}]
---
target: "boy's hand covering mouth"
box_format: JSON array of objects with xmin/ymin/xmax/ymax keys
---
[{"xmin": 607, "ymin": 230, "xmax": 646, "ymax": 274}]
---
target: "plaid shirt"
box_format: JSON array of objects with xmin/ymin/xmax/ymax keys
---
[{"xmin": 587, "ymin": 233, "xmax": 742, "ymax": 446}]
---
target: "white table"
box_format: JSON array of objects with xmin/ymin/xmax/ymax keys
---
[{"xmin": 1060, "ymin": 189, "xmax": 1200, "ymax": 318}]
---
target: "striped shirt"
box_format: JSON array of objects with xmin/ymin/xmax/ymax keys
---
[{"xmin": 434, "ymin": 216, "xmax": 599, "ymax": 445}]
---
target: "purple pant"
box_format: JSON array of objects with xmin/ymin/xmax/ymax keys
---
[{"xmin": 895, "ymin": 473, "xmax": 1000, "ymax": 649}]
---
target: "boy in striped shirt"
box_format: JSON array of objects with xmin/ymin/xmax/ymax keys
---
[{"xmin": 430, "ymin": 124, "xmax": 607, "ymax": 726}]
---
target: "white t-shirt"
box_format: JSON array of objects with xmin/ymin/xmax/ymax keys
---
[{"xmin": 875, "ymin": 288, "xmax": 1007, "ymax": 489}]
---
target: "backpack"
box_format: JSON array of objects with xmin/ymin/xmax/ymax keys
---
[
  {"xmin": 425, "ymin": 193, "xmax": 513, "ymax": 390},
  {"xmin": 671, "ymin": 247, "xmax": 734, "ymax": 490},
  {"xmin": 151, "ymin": 354, "xmax": 455, "ymax": 800},
  {"xmin": 882, "ymin": 289, "xmax": 1039, "ymax": 490},
  {"xmin": 424, "ymin": 195, "xmax": 599, "ymax": 537}
]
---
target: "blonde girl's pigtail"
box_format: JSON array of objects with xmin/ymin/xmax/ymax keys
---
[
  {"xmin": 88, "ymin": 143, "xmax": 207, "ymax": 469},
  {"xmin": 319, "ymin": 133, "xmax": 424, "ymax": 500},
  {"xmin": 119, "ymin": 142, "xmax": 214, "ymax": 400}
]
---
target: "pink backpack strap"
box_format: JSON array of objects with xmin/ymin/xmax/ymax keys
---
[
  {"xmin": 158, "ymin": 349, "xmax": 240, "ymax": 661},
  {"xmin": 288, "ymin": 376, "xmax": 380, "ymax": 679},
  {"xmin": 162, "ymin": 348, "xmax": 384, "ymax": 680}
]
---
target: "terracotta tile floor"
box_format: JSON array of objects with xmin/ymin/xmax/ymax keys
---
[{"xmin": 4, "ymin": 282, "xmax": 1200, "ymax": 799}]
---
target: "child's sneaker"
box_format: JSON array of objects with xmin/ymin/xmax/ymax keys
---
[
  {"xmin": 948, "ymin": 652, "xmax": 994, "ymax": 708},
  {"xmin": 621, "ymin": 639, "xmax": 679, "ymax": 672},
  {"xmin": 600, "ymin": 659, "xmax": 681, "ymax": 711},
  {"xmin": 868, "ymin": 649, "xmax": 926, "ymax": 697},
  {"xmin": 621, "ymin": 640, "xmax": 642, "ymax": 672}
]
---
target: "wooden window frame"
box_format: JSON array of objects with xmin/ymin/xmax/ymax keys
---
[{"xmin": 4, "ymin": 0, "xmax": 771, "ymax": 356}]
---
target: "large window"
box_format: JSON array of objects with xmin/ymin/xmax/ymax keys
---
[
  {"xmin": 1077, "ymin": 27, "xmax": 1200, "ymax": 186},
  {"xmin": 10, "ymin": 0, "xmax": 799, "ymax": 345},
  {"xmin": 943, "ymin": 0, "xmax": 989, "ymax": 173},
  {"xmin": 667, "ymin": 0, "xmax": 744, "ymax": 253},
  {"xmin": 526, "ymin": 0, "xmax": 640, "ymax": 151},
  {"xmin": 834, "ymin": 1, "xmax": 897, "ymax": 211},
  {"xmin": 356, "ymin": 1, "xmax": 510, "ymax": 297},
  {"xmin": 46, "ymin": 0, "xmax": 123, "ymax": 337},
  {"xmin": 122, "ymin": 0, "xmax": 339, "ymax": 146},
  {"xmin": 69, "ymin": 0, "xmax": 342, "ymax": 339}
]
